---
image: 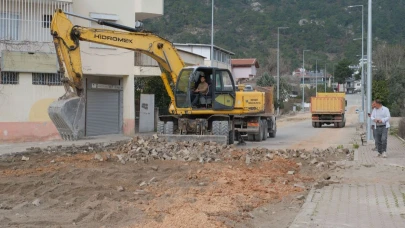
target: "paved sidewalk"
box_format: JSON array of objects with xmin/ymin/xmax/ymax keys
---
[{"xmin": 290, "ymin": 135, "xmax": 405, "ymax": 228}]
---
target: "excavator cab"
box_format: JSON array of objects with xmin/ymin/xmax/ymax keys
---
[{"xmin": 175, "ymin": 66, "xmax": 236, "ymax": 110}]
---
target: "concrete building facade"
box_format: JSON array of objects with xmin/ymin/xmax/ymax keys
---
[
  {"xmin": 0, "ymin": 0, "xmax": 164, "ymax": 142},
  {"xmin": 173, "ymin": 43, "xmax": 234, "ymax": 70}
]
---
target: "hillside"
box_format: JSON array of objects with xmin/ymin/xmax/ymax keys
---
[{"xmin": 143, "ymin": 0, "xmax": 405, "ymax": 73}]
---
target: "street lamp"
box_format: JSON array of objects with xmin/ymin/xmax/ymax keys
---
[
  {"xmin": 315, "ymin": 60, "xmax": 318, "ymax": 95},
  {"xmin": 324, "ymin": 63, "xmax": 327, "ymax": 92},
  {"xmin": 211, "ymin": 0, "xmax": 214, "ymax": 67},
  {"xmin": 348, "ymin": 4, "xmax": 365, "ymax": 113},
  {"xmin": 277, "ymin": 26, "xmax": 288, "ymax": 116},
  {"xmin": 366, "ymin": 0, "xmax": 373, "ymax": 141},
  {"xmin": 302, "ymin": 49, "xmax": 310, "ymax": 111}
]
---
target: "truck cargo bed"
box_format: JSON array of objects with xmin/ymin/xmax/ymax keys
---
[{"xmin": 311, "ymin": 97, "xmax": 345, "ymax": 114}]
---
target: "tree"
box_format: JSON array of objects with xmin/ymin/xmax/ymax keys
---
[
  {"xmin": 333, "ymin": 59, "xmax": 353, "ymax": 84},
  {"xmin": 372, "ymin": 44, "xmax": 405, "ymax": 117},
  {"xmin": 257, "ymin": 72, "xmax": 292, "ymax": 109},
  {"xmin": 134, "ymin": 77, "xmax": 171, "ymax": 113}
]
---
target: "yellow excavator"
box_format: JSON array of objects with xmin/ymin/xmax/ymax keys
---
[{"xmin": 49, "ymin": 9, "xmax": 277, "ymax": 144}]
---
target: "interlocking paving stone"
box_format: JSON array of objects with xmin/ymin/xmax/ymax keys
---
[
  {"xmin": 290, "ymin": 184, "xmax": 405, "ymax": 228},
  {"xmin": 290, "ymin": 136, "xmax": 405, "ymax": 228}
]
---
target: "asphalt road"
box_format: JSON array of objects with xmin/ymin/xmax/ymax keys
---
[{"xmin": 239, "ymin": 93, "xmax": 363, "ymax": 150}]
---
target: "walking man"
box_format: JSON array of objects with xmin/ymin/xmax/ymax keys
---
[{"xmin": 370, "ymin": 99, "xmax": 391, "ymax": 158}]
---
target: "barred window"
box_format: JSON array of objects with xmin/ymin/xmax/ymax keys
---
[
  {"xmin": 0, "ymin": 72, "xmax": 19, "ymax": 84},
  {"xmin": 32, "ymin": 73, "xmax": 63, "ymax": 86}
]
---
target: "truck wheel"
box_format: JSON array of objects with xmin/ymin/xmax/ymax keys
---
[
  {"xmin": 312, "ymin": 122, "xmax": 316, "ymax": 128},
  {"xmin": 254, "ymin": 120, "xmax": 263, "ymax": 142},
  {"xmin": 262, "ymin": 120, "xmax": 268, "ymax": 141},
  {"xmin": 164, "ymin": 121, "xmax": 174, "ymax": 134},
  {"xmin": 334, "ymin": 122, "xmax": 339, "ymax": 128},
  {"xmin": 269, "ymin": 121, "xmax": 276, "ymax": 138},
  {"xmin": 248, "ymin": 134, "xmax": 254, "ymax": 141},
  {"xmin": 229, "ymin": 129, "xmax": 235, "ymax": 145},
  {"xmin": 157, "ymin": 121, "xmax": 164, "ymax": 134},
  {"xmin": 316, "ymin": 122, "xmax": 322, "ymax": 128}
]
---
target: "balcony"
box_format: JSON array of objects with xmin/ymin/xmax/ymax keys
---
[
  {"xmin": 0, "ymin": 0, "xmax": 72, "ymax": 42},
  {"xmin": 135, "ymin": 0, "xmax": 164, "ymax": 21}
]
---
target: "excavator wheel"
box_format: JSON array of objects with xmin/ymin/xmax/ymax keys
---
[
  {"xmin": 164, "ymin": 121, "xmax": 174, "ymax": 134},
  {"xmin": 157, "ymin": 121, "xmax": 165, "ymax": 134},
  {"xmin": 48, "ymin": 97, "xmax": 85, "ymax": 140}
]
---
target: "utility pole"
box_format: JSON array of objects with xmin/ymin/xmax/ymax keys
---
[{"xmin": 302, "ymin": 50, "xmax": 310, "ymax": 111}]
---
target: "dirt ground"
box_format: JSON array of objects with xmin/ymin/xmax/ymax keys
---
[{"xmin": 0, "ymin": 142, "xmax": 350, "ymax": 228}]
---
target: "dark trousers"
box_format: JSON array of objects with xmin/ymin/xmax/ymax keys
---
[
  {"xmin": 375, "ymin": 126, "xmax": 388, "ymax": 153},
  {"xmin": 191, "ymin": 92, "xmax": 202, "ymax": 106}
]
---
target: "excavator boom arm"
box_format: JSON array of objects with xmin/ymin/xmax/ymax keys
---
[
  {"xmin": 51, "ymin": 9, "xmax": 185, "ymax": 103},
  {"xmin": 48, "ymin": 9, "xmax": 185, "ymax": 140}
]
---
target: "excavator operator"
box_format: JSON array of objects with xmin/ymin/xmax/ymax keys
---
[{"xmin": 191, "ymin": 72, "xmax": 209, "ymax": 107}]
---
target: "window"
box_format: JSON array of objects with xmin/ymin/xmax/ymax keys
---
[
  {"xmin": 0, "ymin": 12, "xmax": 19, "ymax": 40},
  {"xmin": 215, "ymin": 71, "xmax": 233, "ymax": 92},
  {"xmin": 43, "ymin": 15, "xmax": 52, "ymax": 28},
  {"xmin": 0, "ymin": 72, "xmax": 19, "ymax": 84},
  {"xmin": 32, "ymin": 73, "xmax": 63, "ymax": 86}
]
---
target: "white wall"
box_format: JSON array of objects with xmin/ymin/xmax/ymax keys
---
[
  {"xmin": 176, "ymin": 46, "xmax": 211, "ymax": 60},
  {"xmin": 232, "ymin": 67, "xmax": 252, "ymax": 79},
  {"xmin": 0, "ymin": 73, "xmax": 64, "ymax": 122},
  {"xmin": 251, "ymin": 65, "xmax": 257, "ymax": 76}
]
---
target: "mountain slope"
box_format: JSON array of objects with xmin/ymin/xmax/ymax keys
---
[{"xmin": 143, "ymin": 0, "xmax": 405, "ymax": 71}]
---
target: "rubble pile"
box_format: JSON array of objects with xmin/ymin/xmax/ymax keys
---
[{"xmin": 23, "ymin": 135, "xmax": 355, "ymax": 167}]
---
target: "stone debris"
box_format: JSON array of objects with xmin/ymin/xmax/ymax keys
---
[
  {"xmin": 287, "ymin": 171, "xmax": 295, "ymax": 175},
  {"xmin": 21, "ymin": 156, "xmax": 29, "ymax": 161},
  {"xmin": 21, "ymin": 135, "xmax": 355, "ymax": 166},
  {"xmin": 139, "ymin": 181, "xmax": 147, "ymax": 187},
  {"xmin": 117, "ymin": 186, "xmax": 125, "ymax": 192},
  {"xmin": 32, "ymin": 199, "xmax": 41, "ymax": 206},
  {"xmin": 94, "ymin": 154, "xmax": 103, "ymax": 162},
  {"xmin": 148, "ymin": 177, "xmax": 157, "ymax": 184},
  {"xmin": 296, "ymin": 195, "xmax": 305, "ymax": 200}
]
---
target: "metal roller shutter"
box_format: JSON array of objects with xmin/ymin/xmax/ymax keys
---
[{"xmin": 86, "ymin": 90, "xmax": 120, "ymax": 136}]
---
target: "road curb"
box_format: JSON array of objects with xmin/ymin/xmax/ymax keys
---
[
  {"xmin": 354, "ymin": 149, "xmax": 359, "ymax": 161},
  {"xmin": 395, "ymin": 134, "xmax": 405, "ymax": 143},
  {"xmin": 289, "ymin": 187, "xmax": 317, "ymax": 228}
]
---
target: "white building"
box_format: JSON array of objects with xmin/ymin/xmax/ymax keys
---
[
  {"xmin": 0, "ymin": 0, "xmax": 166, "ymax": 142},
  {"xmin": 231, "ymin": 58, "xmax": 259, "ymax": 82},
  {"xmin": 173, "ymin": 43, "xmax": 234, "ymax": 70}
]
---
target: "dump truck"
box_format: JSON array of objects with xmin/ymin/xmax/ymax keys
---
[
  {"xmin": 311, "ymin": 92, "xmax": 347, "ymax": 128},
  {"xmin": 48, "ymin": 10, "xmax": 276, "ymax": 144}
]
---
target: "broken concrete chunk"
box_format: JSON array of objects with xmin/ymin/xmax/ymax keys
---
[
  {"xmin": 117, "ymin": 186, "xmax": 125, "ymax": 192},
  {"xmin": 296, "ymin": 195, "xmax": 305, "ymax": 200},
  {"xmin": 21, "ymin": 156, "xmax": 29, "ymax": 161},
  {"xmin": 32, "ymin": 199, "xmax": 41, "ymax": 206},
  {"xmin": 310, "ymin": 158, "xmax": 318, "ymax": 165},
  {"xmin": 287, "ymin": 171, "xmax": 295, "ymax": 175},
  {"xmin": 139, "ymin": 181, "xmax": 147, "ymax": 187},
  {"xmin": 149, "ymin": 177, "xmax": 157, "ymax": 183},
  {"xmin": 94, "ymin": 154, "xmax": 103, "ymax": 161}
]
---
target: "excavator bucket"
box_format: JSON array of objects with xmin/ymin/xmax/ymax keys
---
[{"xmin": 48, "ymin": 97, "xmax": 85, "ymax": 140}]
